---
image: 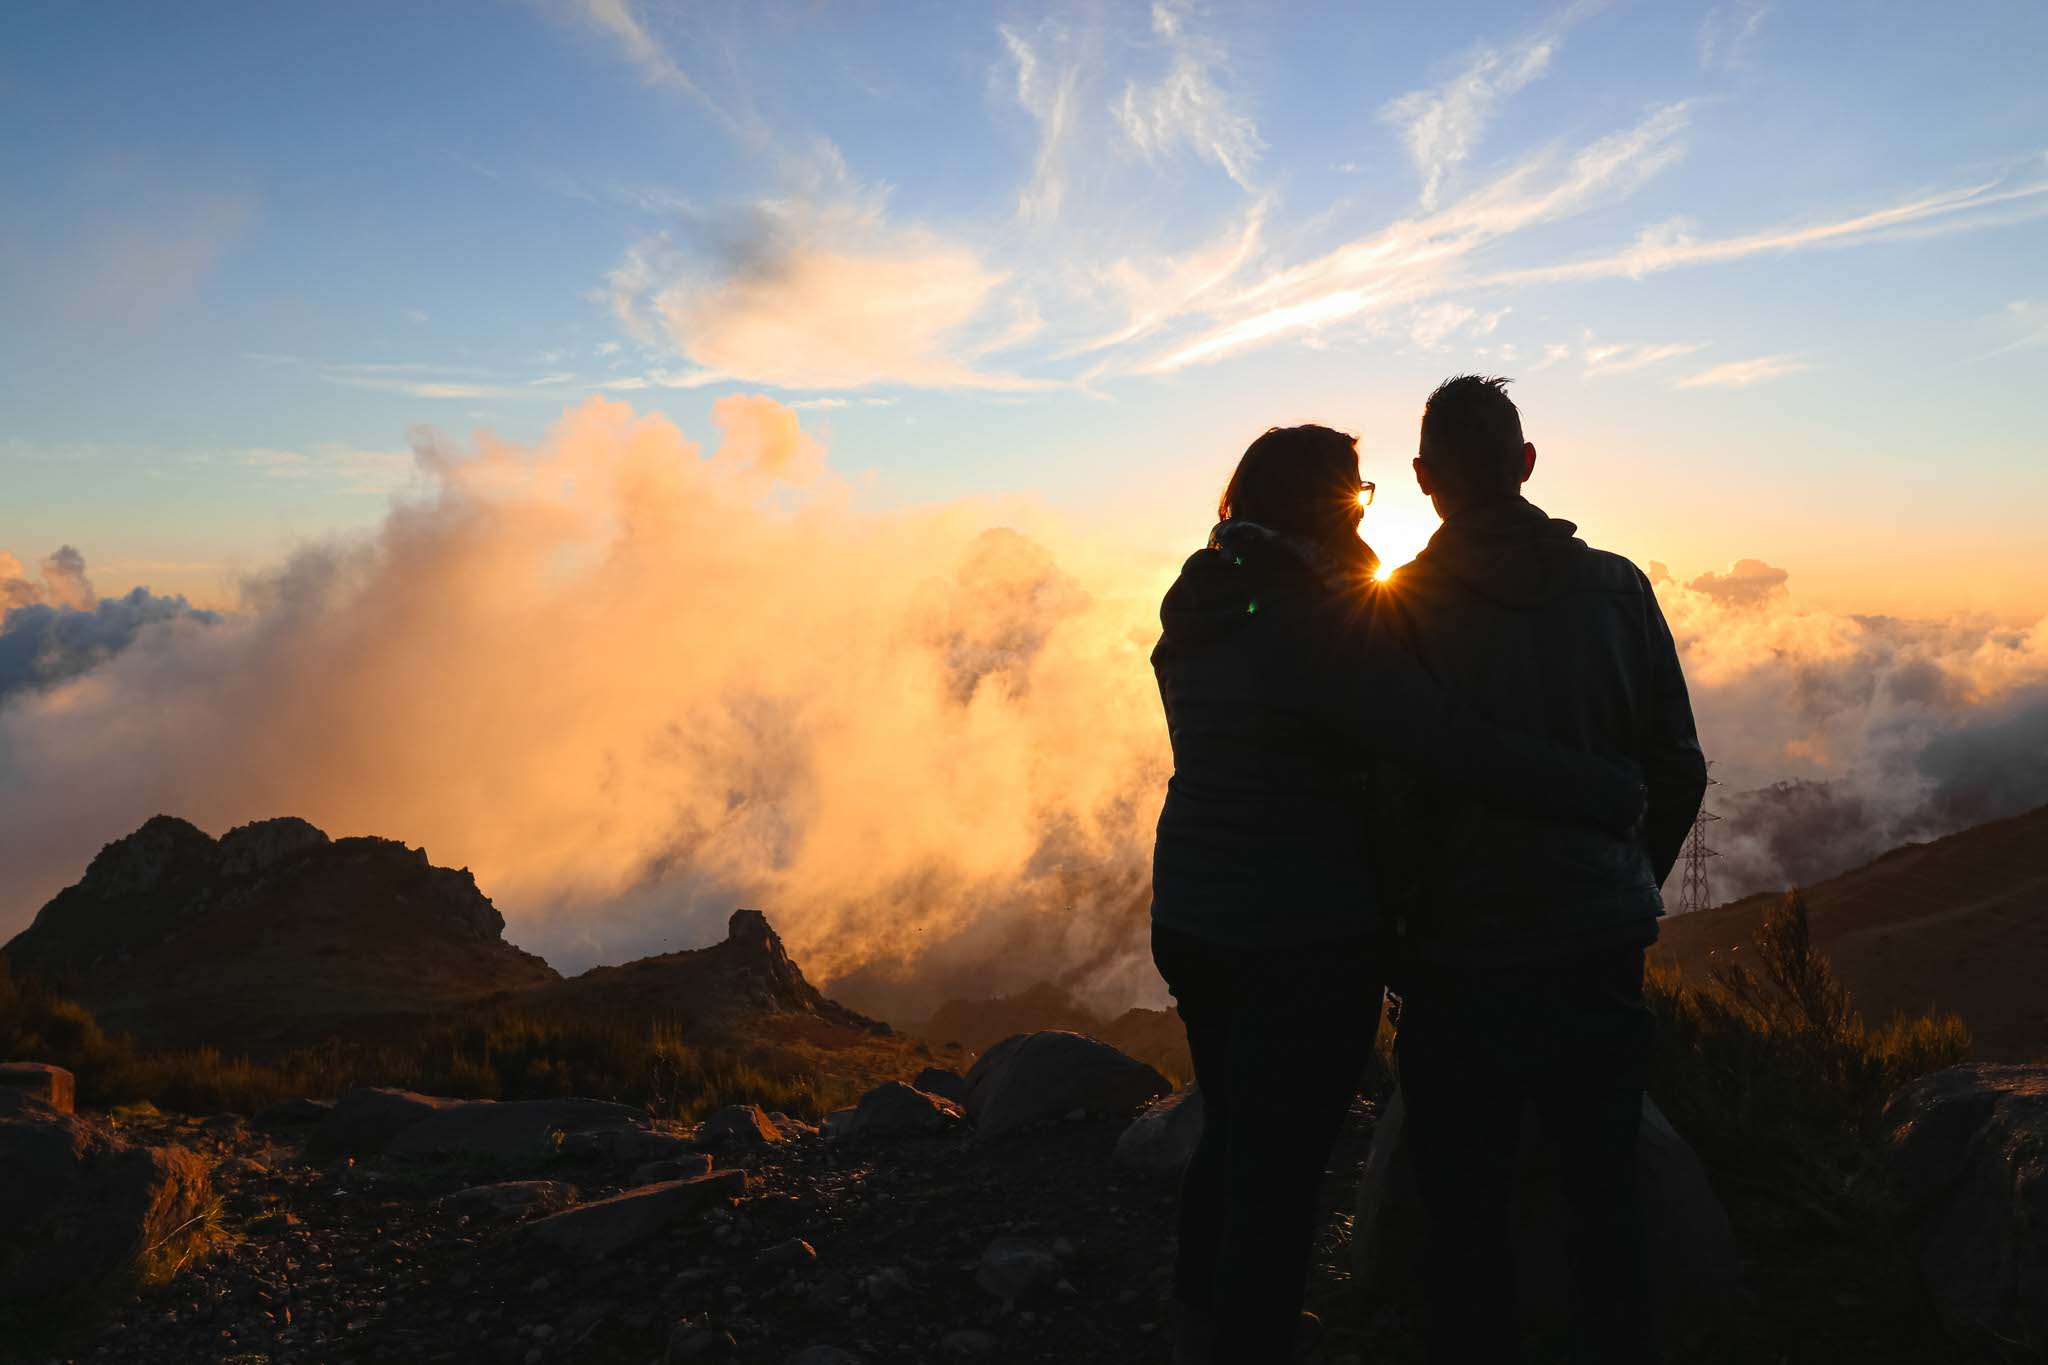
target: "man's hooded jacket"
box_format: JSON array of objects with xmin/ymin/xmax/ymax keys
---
[{"xmin": 1371, "ymin": 495, "xmax": 1708, "ymax": 966}]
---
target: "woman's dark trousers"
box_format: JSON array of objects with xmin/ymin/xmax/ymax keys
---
[
  {"xmin": 1151, "ymin": 921, "xmax": 1383, "ymax": 1361},
  {"xmin": 1396, "ymin": 944, "xmax": 1659, "ymax": 1365}
]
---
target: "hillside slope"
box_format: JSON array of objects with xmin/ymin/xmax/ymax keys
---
[{"xmin": 1653, "ymin": 802, "xmax": 2048, "ymax": 1060}]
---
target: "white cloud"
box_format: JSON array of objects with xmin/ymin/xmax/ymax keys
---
[
  {"xmin": 1493, "ymin": 176, "xmax": 2048, "ymax": 287},
  {"xmin": 1141, "ymin": 101, "xmax": 1690, "ymax": 372},
  {"xmin": 1001, "ymin": 24, "xmax": 1082, "ymax": 223},
  {"xmin": 1113, "ymin": 1, "xmax": 1262, "ymax": 189},
  {"xmin": 1583, "ymin": 339, "xmax": 1706, "ymax": 377},
  {"xmin": 791, "ymin": 397, "xmax": 849, "ymax": 410},
  {"xmin": 1698, "ymin": 1, "xmax": 1771, "ymax": 71},
  {"xmin": 1380, "ymin": 2, "xmax": 1602, "ymax": 209},
  {"xmin": 575, "ymin": 0, "xmax": 728, "ymax": 127},
  {"xmin": 607, "ymin": 192, "xmax": 1041, "ymax": 392},
  {"xmin": 1677, "ymin": 353, "xmax": 1809, "ymax": 388}
]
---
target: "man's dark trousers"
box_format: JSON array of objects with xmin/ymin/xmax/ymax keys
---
[
  {"xmin": 1396, "ymin": 944, "xmax": 1660, "ymax": 1365},
  {"xmin": 1152, "ymin": 922, "xmax": 1382, "ymax": 1360}
]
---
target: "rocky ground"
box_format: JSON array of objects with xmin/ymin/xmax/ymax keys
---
[{"xmin": 33, "ymin": 1094, "xmax": 1405, "ymax": 1365}]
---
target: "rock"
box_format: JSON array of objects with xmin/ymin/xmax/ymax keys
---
[
  {"xmin": 667, "ymin": 1319, "xmax": 737, "ymax": 1360},
  {"xmin": 941, "ymin": 1329, "xmax": 999, "ymax": 1357},
  {"xmin": 253, "ymin": 1096, "xmax": 333, "ymax": 1129},
  {"xmin": 248, "ymin": 1210, "xmax": 300, "ymax": 1233},
  {"xmin": 438, "ymin": 1179, "xmax": 579, "ymax": 1221},
  {"xmin": 1113, "ymin": 1085, "xmax": 1203, "ymax": 1177},
  {"xmin": 0, "ymin": 1061, "xmax": 75, "ymax": 1114},
  {"xmin": 310, "ymin": 1086, "xmax": 464, "ymax": 1158},
  {"xmin": 0, "ymin": 1088, "xmax": 215, "ymax": 1332},
  {"xmin": 841, "ymin": 1080, "xmax": 964, "ymax": 1141},
  {"xmin": 387, "ymin": 1097, "xmax": 644, "ymax": 1167},
  {"xmin": 912, "ymin": 1067, "xmax": 969, "ymax": 1105},
  {"xmin": 631, "ymin": 1153, "xmax": 714, "ymax": 1186},
  {"xmin": 963, "ymin": 1031, "xmax": 1168, "ymax": 1141},
  {"xmin": 756, "ymin": 1237, "xmax": 818, "ymax": 1269},
  {"xmin": 560, "ymin": 1121, "xmax": 696, "ymax": 1164},
  {"xmin": 523, "ymin": 1169, "xmax": 748, "ymax": 1258},
  {"xmin": 1883, "ymin": 1063, "xmax": 2048, "ymax": 1340},
  {"xmin": 1352, "ymin": 1087, "xmax": 1740, "ymax": 1334},
  {"xmin": 821, "ymin": 1106, "xmax": 859, "ymax": 1141},
  {"xmin": 785, "ymin": 1348, "xmax": 863, "ymax": 1365},
  {"xmin": 697, "ymin": 1103, "xmax": 786, "ymax": 1148},
  {"xmin": 975, "ymin": 1235, "xmax": 1062, "ymax": 1302}
]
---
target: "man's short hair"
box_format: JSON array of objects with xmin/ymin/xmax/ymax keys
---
[{"xmin": 1419, "ymin": 375, "xmax": 1524, "ymax": 499}]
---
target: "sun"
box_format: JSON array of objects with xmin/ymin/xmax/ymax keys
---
[{"xmin": 1373, "ymin": 562, "xmax": 1395, "ymax": 582}]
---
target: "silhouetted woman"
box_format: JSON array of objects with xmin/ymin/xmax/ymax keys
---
[{"xmin": 1149, "ymin": 424, "xmax": 1642, "ymax": 1362}]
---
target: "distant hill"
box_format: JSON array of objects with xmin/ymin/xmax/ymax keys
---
[
  {"xmin": 1, "ymin": 815, "xmax": 559, "ymax": 1049},
  {"xmin": 1653, "ymin": 803, "xmax": 2048, "ymax": 1061}
]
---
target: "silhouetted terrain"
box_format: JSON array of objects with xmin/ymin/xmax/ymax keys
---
[
  {"xmin": 2, "ymin": 816, "xmax": 558, "ymax": 1050},
  {"xmin": 919, "ymin": 982, "xmax": 1193, "ymax": 1085},
  {"xmin": 1654, "ymin": 802, "xmax": 2048, "ymax": 1061}
]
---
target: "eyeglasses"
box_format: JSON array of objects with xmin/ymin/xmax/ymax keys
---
[{"xmin": 1356, "ymin": 481, "xmax": 1376, "ymax": 507}]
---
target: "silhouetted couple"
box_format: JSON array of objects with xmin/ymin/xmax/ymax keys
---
[{"xmin": 1149, "ymin": 377, "xmax": 1708, "ymax": 1364}]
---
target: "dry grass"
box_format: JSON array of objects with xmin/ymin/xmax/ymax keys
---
[{"xmin": 0, "ymin": 959, "xmax": 854, "ymax": 1122}]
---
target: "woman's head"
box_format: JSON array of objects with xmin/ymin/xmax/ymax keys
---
[{"xmin": 1217, "ymin": 424, "xmax": 1365, "ymax": 546}]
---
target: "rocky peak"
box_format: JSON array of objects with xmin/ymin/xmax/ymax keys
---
[
  {"xmin": 2, "ymin": 815, "xmax": 559, "ymax": 1049},
  {"xmin": 219, "ymin": 817, "xmax": 331, "ymax": 876},
  {"xmin": 76, "ymin": 815, "xmax": 220, "ymax": 898}
]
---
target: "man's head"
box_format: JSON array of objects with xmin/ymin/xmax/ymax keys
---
[{"xmin": 1413, "ymin": 374, "xmax": 1537, "ymax": 516}]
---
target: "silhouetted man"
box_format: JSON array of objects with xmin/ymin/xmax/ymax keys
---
[{"xmin": 1374, "ymin": 376, "xmax": 1707, "ymax": 1364}]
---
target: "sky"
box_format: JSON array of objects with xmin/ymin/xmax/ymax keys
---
[{"xmin": 3, "ymin": 0, "xmax": 2045, "ymax": 620}]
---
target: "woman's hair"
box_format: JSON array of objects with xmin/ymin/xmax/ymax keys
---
[{"xmin": 1216, "ymin": 424, "xmax": 1362, "ymax": 536}]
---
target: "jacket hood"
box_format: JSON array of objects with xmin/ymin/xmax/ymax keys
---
[
  {"xmin": 1411, "ymin": 496, "xmax": 1588, "ymax": 609},
  {"xmin": 1156, "ymin": 519, "xmax": 1375, "ymax": 650}
]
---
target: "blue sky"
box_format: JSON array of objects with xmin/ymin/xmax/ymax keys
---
[{"xmin": 4, "ymin": 0, "xmax": 2045, "ymax": 617}]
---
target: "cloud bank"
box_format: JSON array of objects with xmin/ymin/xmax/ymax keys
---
[{"xmin": 4, "ymin": 405, "xmax": 2043, "ymax": 1016}]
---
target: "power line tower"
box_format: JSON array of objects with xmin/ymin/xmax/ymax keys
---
[{"xmin": 1676, "ymin": 763, "xmax": 1721, "ymax": 915}]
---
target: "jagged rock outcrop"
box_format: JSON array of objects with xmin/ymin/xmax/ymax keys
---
[
  {"xmin": 0, "ymin": 815, "xmax": 559, "ymax": 1048},
  {"xmin": 1884, "ymin": 1063, "xmax": 2048, "ymax": 1340},
  {"xmin": 528, "ymin": 908, "xmax": 891, "ymax": 1045}
]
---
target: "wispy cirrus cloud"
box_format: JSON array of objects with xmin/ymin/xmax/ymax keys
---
[
  {"xmin": 1491, "ymin": 175, "xmax": 2048, "ymax": 287},
  {"xmin": 1583, "ymin": 339, "xmax": 1707, "ymax": 377},
  {"xmin": 1380, "ymin": 1, "xmax": 1604, "ymax": 210},
  {"xmin": 1698, "ymin": 1, "xmax": 1772, "ymax": 71},
  {"xmin": 1139, "ymin": 99, "xmax": 1691, "ymax": 372},
  {"xmin": 1677, "ymin": 353, "xmax": 1809, "ymax": 388},
  {"xmin": 243, "ymin": 446, "xmax": 419, "ymax": 495},
  {"xmin": 1113, "ymin": 0, "xmax": 1262, "ymax": 189}
]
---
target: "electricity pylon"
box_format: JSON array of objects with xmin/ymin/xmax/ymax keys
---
[{"xmin": 1676, "ymin": 763, "xmax": 1721, "ymax": 915}]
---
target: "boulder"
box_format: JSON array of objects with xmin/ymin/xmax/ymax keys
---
[
  {"xmin": 1113, "ymin": 1085, "xmax": 1204, "ymax": 1177},
  {"xmin": 1353, "ymin": 1087, "xmax": 1740, "ymax": 1334},
  {"xmin": 1883, "ymin": 1063, "xmax": 2048, "ymax": 1340},
  {"xmin": 560, "ymin": 1121, "xmax": 695, "ymax": 1165},
  {"xmin": 387, "ymin": 1096, "xmax": 644, "ymax": 1167},
  {"xmin": 0, "ymin": 1089, "xmax": 215, "ymax": 1333},
  {"xmin": 963, "ymin": 1031, "xmax": 1168, "ymax": 1141},
  {"xmin": 253, "ymin": 1096, "xmax": 333, "ymax": 1129},
  {"xmin": 975, "ymin": 1235, "xmax": 1063, "ymax": 1302},
  {"xmin": 437, "ymin": 1179, "xmax": 579, "ymax": 1221},
  {"xmin": 310, "ymin": 1086, "xmax": 464, "ymax": 1158},
  {"xmin": 841, "ymin": 1080, "xmax": 964, "ymax": 1141},
  {"xmin": 821, "ymin": 1106, "xmax": 859, "ymax": 1141},
  {"xmin": 912, "ymin": 1066, "xmax": 969, "ymax": 1105},
  {"xmin": 697, "ymin": 1103, "xmax": 786, "ymax": 1148},
  {"xmin": 524, "ymin": 1168, "xmax": 748, "ymax": 1258},
  {"xmin": 785, "ymin": 1347, "xmax": 863, "ymax": 1365},
  {"xmin": 0, "ymin": 1061, "xmax": 75, "ymax": 1115}
]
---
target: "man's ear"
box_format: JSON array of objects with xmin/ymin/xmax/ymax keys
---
[
  {"xmin": 1520, "ymin": 442, "xmax": 1537, "ymax": 485},
  {"xmin": 1412, "ymin": 457, "xmax": 1434, "ymax": 497}
]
